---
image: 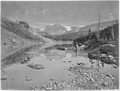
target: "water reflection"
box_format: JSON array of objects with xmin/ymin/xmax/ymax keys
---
[
  {"xmin": 2, "ymin": 43, "xmax": 119, "ymax": 73},
  {"xmin": 1, "ymin": 45, "xmax": 42, "ymax": 69}
]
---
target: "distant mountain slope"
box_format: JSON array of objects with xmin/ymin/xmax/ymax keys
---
[
  {"xmin": 42, "ymin": 24, "xmax": 67, "ymax": 35},
  {"xmin": 77, "ymin": 19, "xmax": 118, "ymax": 32},
  {"xmin": 1, "ymin": 17, "xmax": 43, "ymax": 42},
  {"xmin": 65, "ymin": 26, "xmax": 79, "ymax": 33},
  {"xmin": 41, "ymin": 20, "xmax": 118, "ymax": 41}
]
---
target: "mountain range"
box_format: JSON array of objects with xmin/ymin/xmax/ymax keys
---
[
  {"xmin": 35, "ymin": 24, "xmax": 80, "ymax": 35},
  {"xmin": 35, "ymin": 19, "xmax": 118, "ymax": 41}
]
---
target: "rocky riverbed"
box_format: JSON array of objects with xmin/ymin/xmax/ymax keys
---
[{"xmin": 38, "ymin": 64, "xmax": 119, "ymax": 90}]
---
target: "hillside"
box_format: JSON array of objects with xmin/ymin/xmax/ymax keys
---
[
  {"xmin": 1, "ymin": 17, "xmax": 44, "ymax": 59},
  {"xmin": 1, "ymin": 17, "xmax": 44, "ymax": 42}
]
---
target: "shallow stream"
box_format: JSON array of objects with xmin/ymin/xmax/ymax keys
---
[{"xmin": 1, "ymin": 44, "xmax": 119, "ymax": 90}]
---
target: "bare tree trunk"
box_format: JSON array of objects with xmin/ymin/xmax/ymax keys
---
[
  {"xmin": 97, "ymin": 13, "xmax": 100, "ymax": 41},
  {"xmin": 97, "ymin": 12, "xmax": 100, "ymax": 72},
  {"xmin": 88, "ymin": 28, "xmax": 91, "ymax": 41},
  {"xmin": 111, "ymin": 22, "xmax": 114, "ymax": 40}
]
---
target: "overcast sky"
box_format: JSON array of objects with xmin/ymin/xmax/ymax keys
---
[{"xmin": 1, "ymin": 1, "xmax": 119, "ymax": 26}]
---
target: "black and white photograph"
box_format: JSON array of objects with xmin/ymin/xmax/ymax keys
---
[{"xmin": 1, "ymin": 0, "xmax": 119, "ymax": 90}]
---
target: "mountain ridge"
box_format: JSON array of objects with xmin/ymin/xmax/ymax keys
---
[{"xmin": 38, "ymin": 19, "xmax": 118, "ymax": 41}]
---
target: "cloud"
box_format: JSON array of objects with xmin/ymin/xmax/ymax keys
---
[
  {"xmin": 108, "ymin": 12, "xmax": 114, "ymax": 20},
  {"xmin": 25, "ymin": 10, "xmax": 29, "ymax": 14},
  {"xmin": 1, "ymin": 1, "xmax": 119, "ymax": 26}
]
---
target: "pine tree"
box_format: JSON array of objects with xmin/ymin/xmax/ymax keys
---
[{"xmin": 88, "ymin": 28, "xmax": 91, "ymax": 41}]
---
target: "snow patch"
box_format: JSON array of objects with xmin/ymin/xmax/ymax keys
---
[
  {"xmin": 49, "ymin": 23, "xmax": 55, "ymax": 26},
  {"xmin": 40, "ymin": 27, "xmax": 45, "ymax": 31},
  {"xmin": 79, "ymin": 25, "xmax": 85, "ymax": 28},
  {"xmin": 59, "ymin": 30, "xmax": 65, "ymax": 33},
  {"xmin": 59, "ymin": 30, "xmax": 62, "ymax": 31},
  {"xmin": 64, "ymin": 26, "xmax": 71, "ymax": 31},
  {"xmin": 61, "ymin": 31, "xmax": 65, "ymax": 33},
  {"xmin": 30, "ymin": 27, "xmax": 38, "ymax": 35}
]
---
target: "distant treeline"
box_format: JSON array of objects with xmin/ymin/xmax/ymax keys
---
[{"xmin": 73, "ymin": 23, "xmax": 119, "ymax": 46}]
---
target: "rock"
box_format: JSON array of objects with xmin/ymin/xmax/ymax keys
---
[
  {"xmin": 1, "ymin": 75, "xmax": 8, "ymax": 80},
  {"xmin": 79, "ymin": 44, "xmax": 86, "ymax": 50},
  {"xmin": 11, "ymin": 45, "xmax": 17, "ymax": 49},
  {"xmin": 50, "ymin": 50, "xmax": 65, "ymax": 55},
  {"xmin": 26, "ymin": 76, "xmax": 32, "ymax": 81},
  {"xmin": 4, "ymin": 43, "xmax": 6, "ymax": 45},
  {"xmin": 21, "ymin": 57, "xmax": 30, "ymax": 64},
  {"xmin": 50, "ymin": 78, "xmax": 54, "ymax": 81},
  {"xmin": 67, "ymin": 84, "xmax": 70, "ymax": 88},
  {"xmin": 68, "ymin": 74, "xmax": 71, "ymax": 76},
  {"xmin": 108, "ymin": 55, "xmax": 116, "ymax": 62},
  {"xmin": 40, "ymin": 54, "xmax": 46, "ymax": 58},
  {"xmin": 2, "ymin": 70, "xmax": 6, "ymax": 73},
  {"xmin": 77, "ymin": 63, "xmax": 82, "ymax": 65},
  {"xmin": 11, "ymin": 39, "xmax": 17, "ymax": 43},
  {"xmin": 29, "ymin": 87, "xmax": 35, "ymax": 90},
  {"xmin": 26, "ymin": 78, "xmax": 32, "ymax": 81},
  {"xmin": 102, "ymin": 81, "xmax": 109, "ymax": 86},
  {"xmin": 100, "ymin": 54, "xmax": 107, "ymax": 57},
  {"xmin": 49, "ymin": 58, "xmax": 56, "ymax": 61},
  {"xmin": 45, "ymin": 87, "xmax": 52, "ymax": 90},
  {"xmin": 68, "ymin": 61, "xmax": 71, "ymax": 63},
  {"xmin": 66, "ymin": 53, "xmax": 72, "ymax": 58},
  {"xmin": 73, "ymin": 80, "xmax": 76, "ymax": 83},
  {"xmin": 112, "ymin": 65, "xmax": 118, "ymax": 69},
  {"xmin": 63, "ymin": 61, "xmax": 66, "ymax": 63},
  {"xmin": 35, "ymin": 85, "xmax": 39, "ymax": 90},
  {"xmin": 65, "ymin": 48, "xmax": 67, "ymax": 50},
  {"xmin": 105, "ymin": 74, "xmax": 114, "ymax": 80},
  {"xmin": 27, "ymin": 63, "xmax": 45, "ymax": 70}
]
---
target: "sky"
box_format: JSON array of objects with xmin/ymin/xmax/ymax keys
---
[{"xmin": 1, "ymin": 1, "xmax": 119, "ymax": 26}]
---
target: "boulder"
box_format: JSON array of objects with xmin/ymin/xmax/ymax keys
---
[
  {"xmin": 27, "ymin": 63, "xmax": 45, "ymax": 70},
  {"xmin": 26, "ymin": 76, "xmax": 32, "ymax": 81},
  {"xmin": 11, "ymin": 39, "xmax": 17, "ymax": 43},
  {"xmin": 40, "ymin": 54, "xmax": 46, "ymax": 58},
  {"xmin": 66, "ymin": 53, "xmax": 72, "ymax": 58},
  {"xmin": 1, "ymin": 75, "xmax": 8, "ymax": 80}
]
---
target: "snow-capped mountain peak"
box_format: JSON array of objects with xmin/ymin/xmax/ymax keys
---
[
  {"xmin": 49, "ymin": 23, "xmax": 55, "ymax": 26},
  {"xmin": 43, "ymin": 23, "xmax": 67, "ymax": 35},
  {"xmin": 64, "ymin": 26, "xmax": 71, "ymax": 31}
]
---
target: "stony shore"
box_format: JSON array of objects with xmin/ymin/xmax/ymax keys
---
[{"xmin": 38, "ymin": 63, "xmax": 119, "ymax": 90}]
